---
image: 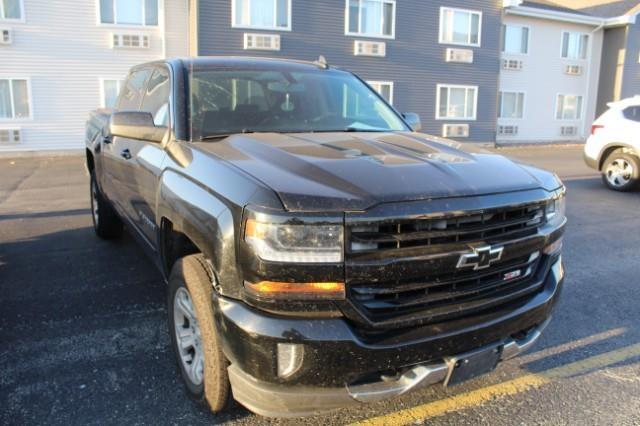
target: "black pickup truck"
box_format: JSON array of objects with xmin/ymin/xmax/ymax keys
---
[{"xmin": 85, "ymin": 57, "xmax": 566, "ymax": 417}]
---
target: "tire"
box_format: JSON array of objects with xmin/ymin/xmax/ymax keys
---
[
  {"xmin": 90, "ymin": 173, "xmax": 123, "ymax": 239},
  {"xmin": 168, "ymin": 254, "xmax": 230, "ymax": 412},
  {"xmin": 601, "ymin": 151, "xmax": 640, "ymax": 192}
]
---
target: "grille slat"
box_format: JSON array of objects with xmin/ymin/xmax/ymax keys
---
[
  {"xmin": 350, "ymin": 214, "xmax": 541, "ymax": 245},
  {"xmin": 346, "ymin": 202, "xmax": 549, "ymax": 327},
  {"xmin": 351, "ymin": 252, "xmax": 539, "ymax": 296},
  {"xmin": 357, "ymin": 257, "xmax": 539, "ymax": 310},
  {"xmin": 349, "ymin": 204, "xmax": 544, "ymax": 254}
]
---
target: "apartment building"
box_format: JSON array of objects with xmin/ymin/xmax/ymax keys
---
[
  {"xmin": 0, "ymin": 0, "xmax": 188, "ymax": 151},
  {"xmin": 578, "ymin": 2, "xmax": 640, "ymax": 115},
  {"xmin": 497, "ymin": 0, "xmax": 639, "ymax": 144},
  {"xmin": 190, "ymin": 0, "xmax": 506, "ymax": 142},
  {"xmin": 2, "ymin": 0, "xmax": 638, "ymax": 152}
]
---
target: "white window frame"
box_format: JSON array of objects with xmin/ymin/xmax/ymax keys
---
[
  {"xmin": 498, "ymin": 91, "xmax": 526, "ymax": 119},
  {"xmin": 439, "ymin": 7, "xmax": 482, "ymax": 47},
  {"xmin": 97, "ymin": 0, "xmax": 160, "ymax": 27},
  {"xmin": 555, "ymin": 93, "xmax": 583, "ymax": 121},
  {"xmin": 502, "ymin": 24, "xmax": 529, "ymax": 55},
  {"xmin": 100, "ymin": 78, "xmax": 124, "ymax": 108},
  {"xmin": 436, "ymin": 84, "xmax": 478, "ymax": 121},
  {"xmin": 560, "ymin": 31, "xmax": 588, "ymax": 60},
  {"xmin": 345, "ymin": 0, "xmax": 396, "ymax": 40},
  {"xmin": 0, "ymin": 77, "xmax": 32, "ymax": 121},
  {"xmin": 0, "ymin": 0, "xmax": 25, "ymax": 22},
  {"xmin": 367, "ymin": 80, "xmax": 394, "ymax": 104},
  {"xmin": 231, "ymin": 0, "xmax": 292, "ymax": 31}
]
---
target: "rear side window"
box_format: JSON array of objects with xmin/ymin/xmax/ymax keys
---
[
  {"xmin": 118, "ymin": 69, "xmax": 151, "ymax": 110},
  {"xmin": 141, "ymin": 68, "xmax": 171, "ymax": 126},
  {"xmin": 623, "ymin": 106, "xmax": 640, "ymax": 122}
]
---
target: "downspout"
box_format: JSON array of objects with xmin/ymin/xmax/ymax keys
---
[
  {"xmin": 582, "ymin": 21, "xmax": 604, "ymax": 140},
  {"xmin": 161, "ymin": 0, "xmax": 167, "ymax": 58}
]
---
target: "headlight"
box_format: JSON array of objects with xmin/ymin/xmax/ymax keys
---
[
  {"xmin": 545, "ymin": 190, "xmax": 566, "ymax": 227},
  {"xmin": 244, "ymin": 217, "xmax": 344, "ymax": 263}
]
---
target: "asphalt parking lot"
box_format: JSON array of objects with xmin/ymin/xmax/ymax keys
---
[{"xmin": 1, "ymin": 146, "xmax": 640, "ymax": 425}]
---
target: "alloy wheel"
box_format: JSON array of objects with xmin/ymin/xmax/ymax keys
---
[
  {"xmin": 605, "ymin": 158, "xmax": 633, "ymax": 188},
  {"xmin": 173, "ymin": 287, "xmax": 204, "ymax": 386}
]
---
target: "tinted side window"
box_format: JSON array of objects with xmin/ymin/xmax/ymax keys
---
[
  {"xmin": 623, "ymin": 106, "xmax": 640, "ymax": 122},
  {"xmin": 117, "ymin": 69, "xmax": 151, "ymax": 110},
  {"xmin": 141, "ymin": 68, "xmax": 171, "ymax": 126}
]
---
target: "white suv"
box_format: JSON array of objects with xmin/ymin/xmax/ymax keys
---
[{"xmin": 584, "ymin": 95, "xmax": 640, "ymax": 191}]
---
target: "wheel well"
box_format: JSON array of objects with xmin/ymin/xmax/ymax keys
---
[
  {"xmin": 599, "ymin": 145, "xmax": 637, "ymax": 170},
  {"xmin": 86, "ymin": 149, "xmax": 95, "ymax": 174},
  {"xmin": 160, "ymin": 218, "xmax": 200, "ymax": 277}
]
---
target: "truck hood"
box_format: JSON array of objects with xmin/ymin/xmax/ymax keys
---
[{"xmin": 193, "ymin": 132, "xmax": 561, "ymax": 212}]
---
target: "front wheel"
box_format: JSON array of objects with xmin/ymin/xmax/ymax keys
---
[
  {"xmin": 168, "ymin": 255, "xmax": 230, "ymax": 412},
  {"xmin": 601, "ymin": 152, "xmax": 640, "ymax": 192}
]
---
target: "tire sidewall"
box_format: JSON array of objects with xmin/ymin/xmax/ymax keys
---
[
  {"xmin": 90, "ymin": 173, "xmax": 99, "ymax": 230},
  {"xmin": 167, "ymin": 255, "xmax": 230, "ymax": 411}
]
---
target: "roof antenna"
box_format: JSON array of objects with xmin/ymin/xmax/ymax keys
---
[{"xmin": 314, "ymin": 55, "xmax": 329, "ymax": 69}]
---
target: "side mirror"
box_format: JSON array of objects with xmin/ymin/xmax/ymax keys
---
[
  {"xmin": 110, "ymin": 111, "xmax": 167, "ymax": 143},
  {"xmin": 402, "ymin": 113, "xmax": 422, "ymax": 132}
]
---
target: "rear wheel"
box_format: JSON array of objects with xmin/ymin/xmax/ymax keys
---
[
  {"xmin": 168, "ymin": 255, "xmax": 230, "ymax": 412},
  {"xmin": 90, "ymin": 173, "xmax": 123, "ymax": 239},
  {"xmin": 601, "ymin": 151, "xmax": 640, "ymax": 191}
]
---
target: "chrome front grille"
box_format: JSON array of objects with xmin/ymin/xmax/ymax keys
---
[{"xmin": 345, "ymin": 201, "xmax": 550, "ymax": 327}]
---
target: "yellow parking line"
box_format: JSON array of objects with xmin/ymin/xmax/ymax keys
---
[{"xmin": 350, "ymin": 343, "xmax": 640, "ymax": 426}]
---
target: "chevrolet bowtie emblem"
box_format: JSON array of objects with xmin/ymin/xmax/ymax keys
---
[{"xmin": 456, "ymin": 245, "xmax": 504, "ymax": 270}]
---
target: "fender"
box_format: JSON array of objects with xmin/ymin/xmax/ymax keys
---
[
  {"xmin": 156, "ymin": 170, "xmax": 244, "ymax": 299},
  {"xmin": 597, "ymin": 142, "xmax": 638, "ymax": 170}
]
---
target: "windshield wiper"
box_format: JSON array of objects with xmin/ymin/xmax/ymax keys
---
[
  {"xmin": 199, "ymin": 129, "xmax": 257, "ymax": 141},
  {"xmin": 344, "ymin": 127, "xmax": 388, "ymax": 132}
]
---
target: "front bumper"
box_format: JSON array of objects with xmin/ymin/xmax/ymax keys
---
[{"xmin": 214, "ymin": 257, "xmax": 564, "ymax": 418}]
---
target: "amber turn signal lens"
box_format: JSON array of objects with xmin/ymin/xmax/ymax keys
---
[{"xmin": 244, "ymin": 280, "xmax": 345, "ymax": 300}]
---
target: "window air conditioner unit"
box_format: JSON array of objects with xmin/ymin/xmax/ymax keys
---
[
  {"xmin": 0, "ymin": 28, "xmax": 12, "ymax": 45},
  {"xmin": 354, "ymin": 40, "xmax": 386, "ymax": 57},
  {"xmin": 112, "ymin": 33, "xmax": 150, "ymax": 49},
  {"xmin": 0, "ymin": 129, "xmax": 21, "ymax": 144},
  {"xmin": 446, "ymin": 48, "xmax": 473, "ymax": 63},
  {"xmin": 502, "ymin": 59, "xmax": 523, "ymax": 70},
  {"xmin": 560, "ymin": 126, "xmax": 578, "ymax": 136},
  {"xmin": 443, "ymin": 124, "xmax": 470, "ymax": 138},
  {"xmin": 564, "ymin": 65, "xmax": 583, "ymax": 76},
  {"xmin": 497, "ymin": 125, "xmax": 518, "ymax": 136},
  {"xmin": 244, "ymin": 33, "xmax": 280, "ymax": 51}
]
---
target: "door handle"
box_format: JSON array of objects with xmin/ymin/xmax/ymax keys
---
[{"xmin": 120, "ymin": 149, "xmax": 132, "ymax": 160}]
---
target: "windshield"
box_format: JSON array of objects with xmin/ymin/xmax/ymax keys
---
[{"xmin": 188, "ymin": 68, "xmax": 408, "ymax": 140}]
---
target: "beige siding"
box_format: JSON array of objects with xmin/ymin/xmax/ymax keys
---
[
  {"xmin": 498, "ymin": 15, "xmax": 603, "ymax": 143},
  {"xmin": 0, "ymin": 0, "xmax": 188, "ymax": 152}
]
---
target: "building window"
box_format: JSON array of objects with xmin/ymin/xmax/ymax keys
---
[
  {"xmin": 439, "ymin": 7, "xmax": 481, "ymax": 47},
  {"xmin": 561, "ymin": 32, "xmax": 588, "ymax": 60},
  {"xmin": 498, "ymin": 92, "xmax": 525, "ymax": 119},
  {"xmin": 436, "ymin": 84, "xmax": 477, "ymax": 120},
  {"xmin": 101, "ymin": 79, "xmax": 123, "ymax": 108},
  {"xmin": 346, "ymin": 0, "xmax": 396, "ymax": 39},
  {"xmin": 502, "ymin": 25, "xmax": 528, "ymax": 54},
  {"xmin": 99, "ymin": 0, "xmax": 158, "ymax": 26},
  {"xmin": 233, "ymin": 0, "xmax": 291, "ymax": 31},
  {"xmin": 0, "ymin": 0, "xmax": 22, "ymax": 20},
  {"xmin": 556, "ymin": 94, "xmax": 583, "ymax": 120},
  {"xmin": 367, "ymin": 81, "xmax": 393, "ymax": 104},
  {"xmin": 0, "ymin": 79, "xmax": 30, "ymax": 119}
]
